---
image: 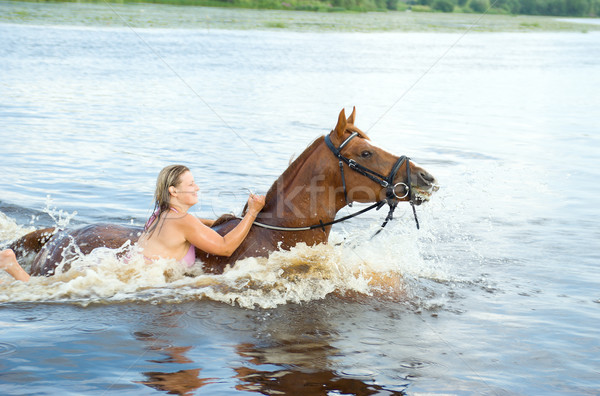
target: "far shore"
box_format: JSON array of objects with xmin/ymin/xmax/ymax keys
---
[{"xmin": 1, "ymin": 0, "xmax": 600, "ymax": 32}]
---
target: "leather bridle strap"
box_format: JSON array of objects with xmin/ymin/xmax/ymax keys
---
[
  {"xmin": 326, "ymin": 133, "xmax": 386, "ymax": 206},
  {"xmin": 324, "ymin": 133, "xmax": 411, "ymax": 207},
  {"xmin": 248, "ymin": 133, "xmax": 420, "ymax": 233},
  {"xmin": 248, "ymin": 200, "xmax": 387, "ymax": 232},
  {"xmin": 325, "ymin": 132, "xmax": 420, "ymax": 230}
]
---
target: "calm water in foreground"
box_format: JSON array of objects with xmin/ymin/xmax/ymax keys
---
[{"xmin": 1, "ymin": 4, "xmax": 599, "ymax": 395}]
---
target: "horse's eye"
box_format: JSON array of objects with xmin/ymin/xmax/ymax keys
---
[{"xmin": 360, "ymin": 151, "xmax": 372, "ymax": 159}]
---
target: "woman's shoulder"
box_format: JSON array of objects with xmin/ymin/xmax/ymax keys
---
[{"xmin": 173, "ymin": 212, "xmax": 205, "ymax": 230}]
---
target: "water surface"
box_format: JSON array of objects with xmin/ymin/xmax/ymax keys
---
[{"xmin": 1, "ymin": 5, "xmax": 599, "ymax": 395}]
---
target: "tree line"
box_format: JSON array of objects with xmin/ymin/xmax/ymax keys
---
[
  {"xmin": 413, "ymin": 0, "xmax": 599, "ymax": 16},
  {"xmin": 124, "ymin": 0, "xmax": 600, "ymax": 16}
]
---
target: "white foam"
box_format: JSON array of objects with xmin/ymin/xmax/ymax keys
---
[
  {"xmin": 1, "ymin": 212, "xmax": 457, "ymax": 309},
  {"xmin": 0, "ymin": 213, "xmax": 36, "ymax": 243}
]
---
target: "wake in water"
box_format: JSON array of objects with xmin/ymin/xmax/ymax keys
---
[{"xmin": 0, "ymin": 209, "xmax": 457, "ymax": 309}]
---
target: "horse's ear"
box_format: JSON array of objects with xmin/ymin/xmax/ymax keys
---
[
  {"xmin": 346, "ymin": 106, "xmax": 356, "ymax": 125},
  {"xmin": 334, "ymin": 108, "xmax": 347, "ymax": 139}
]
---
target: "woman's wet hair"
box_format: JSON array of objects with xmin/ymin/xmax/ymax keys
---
[{"xmin": 144, "ymin": 164, "xmax": 190, "ymax": 236}]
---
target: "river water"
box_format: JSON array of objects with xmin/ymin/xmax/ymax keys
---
[{"xmin": 1, "ymin": 4, "xmax": 599, "ymax": 395}]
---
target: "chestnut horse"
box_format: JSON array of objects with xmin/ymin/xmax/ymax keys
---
[{"xmin": 10, "ymin": 108, "xmax": 438, "ymax": 276}]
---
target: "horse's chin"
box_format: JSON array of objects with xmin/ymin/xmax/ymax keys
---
[{"xmin": 411, "ymin": 185, "xmax": 439, "ymax": 205}]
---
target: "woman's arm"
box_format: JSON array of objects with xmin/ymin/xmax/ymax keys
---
[
  {"xmin": 182, "ymin": 194, "xmax": 265, "ymax": 257},
  {"xmin": 199, "ymin": 218, "xmax": 215, "ymax": 227}
]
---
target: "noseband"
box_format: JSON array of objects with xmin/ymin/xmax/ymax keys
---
[{"xmin": 324, "ymin": 132, "xmax": 420, "ymax": 230}]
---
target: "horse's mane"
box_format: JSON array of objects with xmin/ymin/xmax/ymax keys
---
[
  {"xmin": 211, "ymin": 135, "xmax": 325, "ymax": 227},
  {"xmin": 212, "ymin": 213, "xmax": 239, "ymax": 227},
  {"xmin": 260, "ymin": 128, "xmax": 369, "ymax": 206},
  {"xmin": 211, "ymin": 128, "xmax": 370, "ymax": 227},
  {"xmin": 263, "ymin": 135, "xmax": 325, "ymax": 203}
]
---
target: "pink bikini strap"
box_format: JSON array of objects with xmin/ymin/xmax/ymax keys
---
[
  {"xmin": 144, "ymin": 210, "xmax": 159, "ymax": 231},
  {"xmin": 145, "ymin": 207, "xmax": 183, "ymax": 232}
]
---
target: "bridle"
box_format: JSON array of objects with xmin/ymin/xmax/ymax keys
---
[
  {"xmin": 249, "ymin": 132, "xmax": 420, "ymax": 233},
  {"xmin": 324, "ymin": 132, "xmax": 420, "ymax": 232},
  {"xmin": 325, "ymin": 132, "xmax": 410, "ymax": 208}
]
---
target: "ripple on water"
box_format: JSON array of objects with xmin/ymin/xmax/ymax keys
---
[
  {"xmin": 0, "ymin": 342, "xmax": 17, "ymax": 357},
  {"xmin": 340, "ymin": 367, "xmax": 376, "ymax": 378},
  {"xmin": 226, "ymin": 320, "xmax": 257, "ymax": 332},
  {"xmin": 186, "ymin": 307, "xmax": 213, "ymax": 319},
  {"xmin": 12, "ymin": 312, "xmax": 50, "ymax": 322},
  {"xmin": 208, "ymin": 315, "xmax": 237, "ymax": 327},
  {"xmin": 71, "ymin": 323, "xmax": 112, "ymax": 333},
  {"xmin": 399, "ymin": 359, "xmax": 432, "ymax": 370},
  {"xmin": 186, "ymin": 306, "xmax": 238, "ymax": 333},
  {"xmin": 360, "ymin": 336, "xmax": 389, "ymax": 346}
]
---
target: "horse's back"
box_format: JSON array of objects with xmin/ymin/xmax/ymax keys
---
[
  {"xmin": 23, "ymin": 215, "xmax": 280, "ymax": 277},
  {"xmin": 196, "ymin": 216, "xmax": 281, "ymax": 274},
  {"xmin": 30, "ymin": 223, "xmax": 142, "ymax": 276},
  {"xmin": 9, "ymin": 227, "xmax": 56, "ymax": 262},
  {"xmin": 22, "ymin": 215, "xmax": 255, "ymax": 277},
  {"xmin": 195, "ymin": 217, "xmax": 241, "ymax": 274}
]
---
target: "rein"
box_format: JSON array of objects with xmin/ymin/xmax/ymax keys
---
[{"xmin": 250, "ymin": 133, "xmax": 420, "ymax": 233}]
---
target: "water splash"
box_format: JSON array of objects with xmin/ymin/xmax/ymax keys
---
[
  {"xmin": 0, "ymin": 213, "xmax": 36, "ymax": 243},
  {"xmin": 43, "ymin": 195, "xmax": 78, "ymax": 230},
  {"xmin": 1, "ymin": 212, "xmax": 460, "ymax": 309}
]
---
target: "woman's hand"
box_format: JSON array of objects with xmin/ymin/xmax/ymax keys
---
[{"xmin": 247, "ymin": 194, "xmax": 265, "ymax": 216}]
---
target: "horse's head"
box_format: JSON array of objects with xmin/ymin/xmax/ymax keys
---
[{"xmin": 327, "ymin": 107, "xmax": 438, "ymax": 207}]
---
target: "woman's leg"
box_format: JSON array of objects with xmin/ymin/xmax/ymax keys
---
[{"xmin": 0, "ymin": 249, "xmax": 30, "ymax": 282}]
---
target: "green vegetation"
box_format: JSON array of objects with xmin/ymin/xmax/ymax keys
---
[
  {"xmin": 10, "ymin": 0, "xmax": 600, "ymax": 15},
  {"xmin": 411, "ymin": 0, "xmax": 599, "ymax": 15},
  {"xmin": 432, "ymin": 0, "xmax": 454, "ymax": 12},
  {"xmin": 2, "ymin": 1, "xmax": 599, "ymax": 32}
]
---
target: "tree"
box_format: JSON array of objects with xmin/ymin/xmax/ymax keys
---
[
  {"xmin": 433, "ymin": 0, "xmax": 455, "ymax": 11},
  {"xmin": 541, "ymin": 0, "xmax": 567, "ymax": 15},
  {"xmin": 493, "ymin": 0, "xmax": 520, "ymax": 13},
  {"xmin": 519, "ymin": 0, "xmax": 538, "ymax": 14},
  {"xmin": 469, "ymin": 0, "xmax": 489, "ymax": 12},
  {"xmin": 386, "ymin": 0, "xmax": 399, "ymax": 10},
  {"xmin": 566, "ymin": 0, "xmax": 590, "ymax": 15}
]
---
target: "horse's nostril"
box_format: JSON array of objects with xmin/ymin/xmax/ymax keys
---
[{"xmin": 419, "ymin": 171, "xmax": 435, "ymax": 184}]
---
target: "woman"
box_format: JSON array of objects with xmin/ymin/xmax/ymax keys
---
[
  {"xmin": 137, "ymin": 164, "xmax": 265, "ymax": 265},
  {"xmin": 0, "ymin": 164, "xmax": 265, "ymax": 281}
]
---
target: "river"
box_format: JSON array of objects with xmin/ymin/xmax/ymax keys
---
[{"xmin": 0, "ymin": 3, "xmax": 599, "ymax": 395}]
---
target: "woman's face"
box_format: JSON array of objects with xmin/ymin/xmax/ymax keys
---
[{"xmin": 174, "ymin": 171, "xmax": 200, "ymax": 206}]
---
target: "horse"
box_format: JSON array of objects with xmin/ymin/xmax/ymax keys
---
[{"xmin": 9, "ymin": 108, "xmax": 438, "ymax": 276}]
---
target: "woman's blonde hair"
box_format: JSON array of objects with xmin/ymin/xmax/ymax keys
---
[{"xmin": 144, "ymin": 164, "xmax": 190, "ymax": 235}]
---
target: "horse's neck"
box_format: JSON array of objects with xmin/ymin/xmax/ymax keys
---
[{"xmin": 259, "ymin": 137, "xmax": 345, "ymax": 227}]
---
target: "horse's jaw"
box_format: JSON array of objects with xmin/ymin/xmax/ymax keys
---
[{"xmin": 411, "ymin": 183, "xmax": 440, "ymax": 205}]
